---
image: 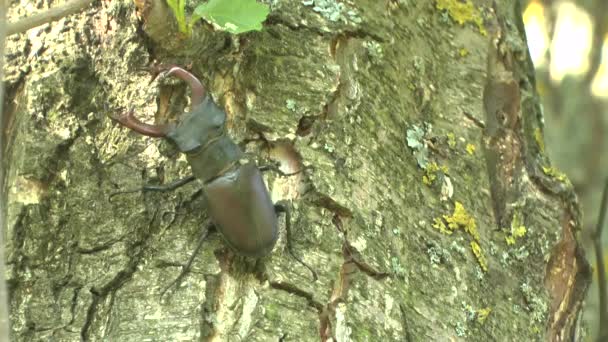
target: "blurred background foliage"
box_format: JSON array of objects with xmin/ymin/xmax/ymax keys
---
[{"xmin": 521, "ymin": 0, "xmax": 607, "ymax": 338}]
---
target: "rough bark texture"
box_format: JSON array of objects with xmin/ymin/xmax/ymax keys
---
[{"xmin": 2, "ymin": 0, "xmax": 591, "ymax": 341}]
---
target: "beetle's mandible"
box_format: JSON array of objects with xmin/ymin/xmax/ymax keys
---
[{"xmin": 110, "ymin": 65, "xmax": 316, "ymax": 280}]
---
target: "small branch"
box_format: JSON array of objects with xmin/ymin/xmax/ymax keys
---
[
  {"xmin": 0, "ymin": 0, "xmax": 10, "ymax": 340},
  {"xmin": 7, "ymin": 0, "xmax": 95, "ymax": 36},
  {"xmin": 584, "ymin": 0, "xmax": 608, "ymax": 86},
  {"xmin": 594, "ymin": 178, "xmax": 608, "ymax": 340}
]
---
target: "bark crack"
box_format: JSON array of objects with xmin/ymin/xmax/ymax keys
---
[
  {"xmin": 268, "ymin": 281, "xmax": 324, "ymax": 312},
  {"xmin": 306, "ymin": 192, "xmax": 353, "ymax": 219},
  {"xmin": 318, "ymin": 215, "xmax": 389, "ymax": 341},
  {"xmin": 76, "ymin": 237, "xmax": 124, "ymax": 254},
  {"xmin": 80, "ymin": 209, "xmax": 160, "ymax": 340},
  {"xmin": 342, "ymin": 240, "xmax": 389, "ymax": 281},
  {"xmin": 68, "ymin": 286, "xmax": 81, "ymax": 326}
]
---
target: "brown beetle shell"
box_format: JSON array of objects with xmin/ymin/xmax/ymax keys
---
[{"xmin": 203, "ymin": 162, "xmax": 278, "ymax": 257}]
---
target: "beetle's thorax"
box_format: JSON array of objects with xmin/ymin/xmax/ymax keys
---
[
  {"xmin": 185, "ymin": 135, "xmax": 242, "ymax": 182},
  {"xmin": 166, "ymin": 95, "xmax": 243, "ymax": 182}
]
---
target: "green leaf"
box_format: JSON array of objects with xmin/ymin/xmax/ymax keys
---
[{"xmin": 193, "ymin": 0, "xmax": 270, "ymax": 34}]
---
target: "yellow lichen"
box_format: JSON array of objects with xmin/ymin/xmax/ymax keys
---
[
  {"xmin": 534, "ymin": 128, "xmax": 545, "ymax": 153},
  {"xmin": 435, "ymin": 0, "xmax": 487, "ymax": 35},
  {"xmin": 459, "ymin": 48, "xmax": 469, "ymax": 57},
  {"xmin": 471, "ymin": 241, "xmax": 488, "ymax": 272},
  {"xmin": 505, "ymin": 211, "xmax": 527, "ymax": 245},
  {"xmin": 513, "ymin": 226, "xmax": 527, "ymax": 237},
  {"xmin": 466, "ymin": 143, "xmax": 476, "ymax": 155},
  {"xmin": 444, "ymin": 201, "xmax": 479, "ymax": 242},
  {"xmin": 422, "ymin": 175, "xmax": 432, "ymax": 185},
  {"xmin": 433, "ymin": 202, "xmax": 487, "ymax": 272},
  {"xmin": 542, "ymin": 166, "xmax": 567, "ymax": 182},
  {"xmin": 423, "ymin": 162, "xmax": 449, "ymax": 185},
  {"xmin": 447, "ymin": 132, "xmax": 456, "ymax": 148},
  {"xmin": 477, "ymin": 307, "xmax": 492, "ymax": 323},
  {"xmin": 433, "ymin": 217, "xmax": 453, "ymax": 235}
]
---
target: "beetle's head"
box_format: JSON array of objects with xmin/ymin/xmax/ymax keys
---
[
  {"xmin": 111, "ymin": 66, "xmax": 227, "ymax": 150},
  {"xmin": 166, "ymin": 95, "xmax": 227, "ymax": 153}
]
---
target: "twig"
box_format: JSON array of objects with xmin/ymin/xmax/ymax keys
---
[
  {"xmin": 584, "ymin": 0, "xmax": 608, "ymax": 86},
  {"xmin": 0, "ymin": 0, "xmax": 10, "ymax": 340},
  {"xmin": 594, "ymin": 178, "xmax": 608, "ymax": 341},
  {"xmin": 7, "ymin": 0, "xmax": 95, "ymax": 36}
]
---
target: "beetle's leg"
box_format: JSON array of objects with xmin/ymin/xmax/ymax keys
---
[
  {"xmin": 109, "ymin": 175, "xmax": 197, "ymax": 202},
  {"xmin": 160, "ymin": 225, "xmax": 214, "ymax": 298},
  {"xmin": 258, "ymin": 164, "xmax": 303, "ymax": 177},
  {"xmin": 141, "ymin": 175, "xmax": 197, "ymax": 192},
  {"xmin": 274, "ymin": 201, "xmax": 318, "ymax": 281}
]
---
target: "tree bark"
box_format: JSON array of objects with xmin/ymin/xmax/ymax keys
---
[{"xmin": 2, "ymin": 0, "xmax": 590, "ymax": 341}]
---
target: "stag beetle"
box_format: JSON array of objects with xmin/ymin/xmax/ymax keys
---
[{"xmin": 110, "ymin": 66, "xmax": 316, "ymax": 281}]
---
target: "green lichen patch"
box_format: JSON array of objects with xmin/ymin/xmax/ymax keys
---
[
  {"xmin": 405, "ymin": 124, "xmax": 452, "ymax": 186},
  {"xmin": 520, "ymin": 281, "xmax": 548, "ymax": 331},
  {"xmin": 406, "ymin": 123, "xmax": 431, "ymax": 168},
  {"xmin": 302, "ymin": 0, "xmax": 362, "ymax": 24},
  {"xmin": 390, "ymin": 257, "xmax": 407, "ymax": 279},
  {"xmin": 363, "ymin": 40, "xmax": 384, "ymax": 65},
  {"xmin": 285, "ymin": 98, "xmax": 297, "ymax": 112},
  {"xmin": 435, "ymin": 0, "xmax": 487, "ymax": 35}
]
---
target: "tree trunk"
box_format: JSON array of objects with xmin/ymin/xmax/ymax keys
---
[{"xmin": 3, "ymin": 0, "xmax": 591, "ymax": 341}]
